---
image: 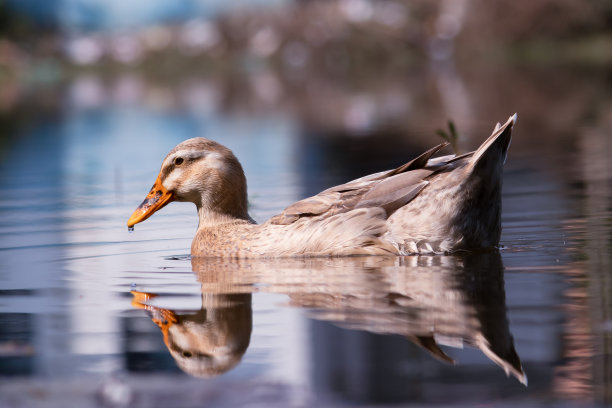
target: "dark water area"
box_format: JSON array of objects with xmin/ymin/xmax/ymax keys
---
[{"xmin": 0, "ymin": 62, "xmax": 610, "ymax": 407}]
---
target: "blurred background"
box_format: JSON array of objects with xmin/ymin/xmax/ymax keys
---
[
  {"xmin": 2, "ymin": 0, "xmax": 611, "ymax": 145},
  {"xmin": 0, "ymin": 1, "xmax": 611, "ymax": 407}
]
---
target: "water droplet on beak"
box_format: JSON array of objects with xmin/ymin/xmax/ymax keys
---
[{"xmin": 128, "ymin": 226, "xmax": 134, "ymax": 233}]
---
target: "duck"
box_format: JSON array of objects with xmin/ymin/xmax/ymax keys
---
[{"xmin": 127, "ymin": 114, "xmax": 516, "ymax": 257}]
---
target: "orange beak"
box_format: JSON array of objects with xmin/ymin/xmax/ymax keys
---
[{"xmin": 127, "ymin": 176, "xmax": 175, "ymax": 228}]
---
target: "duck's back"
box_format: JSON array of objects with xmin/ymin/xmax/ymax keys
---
[{"xmin": 257, "ymin": 115, "xmax": 515, "ymax": 256}]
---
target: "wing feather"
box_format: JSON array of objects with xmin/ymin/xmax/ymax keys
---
[
  {"xmin": 356, "ymin": 170, "xmax": 432, "ymax": 215},
  {"xmin": 269, "ymin": 143, "xmax": 450, "ymax": 225}
]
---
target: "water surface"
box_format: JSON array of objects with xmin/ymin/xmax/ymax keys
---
[{"xmin": 0, "ymin": 66, "xmax": 610, "ymax": 407}]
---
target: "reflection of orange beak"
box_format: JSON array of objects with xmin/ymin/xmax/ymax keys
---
[
  {"xmin": 130, "ymin": 290, "xmax": 157, "ymax": 309},
  {"xmin": 130, "ymin": 290, "xmax": 177, "ymax": 348},
  {"xmin": 127, "ymin": 176, "xmax": 175, "ymax": 228}
]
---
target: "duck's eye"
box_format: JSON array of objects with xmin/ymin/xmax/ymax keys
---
[{"xmin": 174, "ymin": 157, "xmax": 184, "ymax": 166}]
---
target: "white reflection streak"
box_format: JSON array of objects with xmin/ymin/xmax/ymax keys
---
[{"xmin": 64, "ymin": 138, "xmax": 122, "ymax": 370}]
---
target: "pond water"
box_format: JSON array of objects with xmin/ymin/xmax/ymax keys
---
[{"xmin": 0, "ymin": 64, "xmax": 610, "ymax": 407}]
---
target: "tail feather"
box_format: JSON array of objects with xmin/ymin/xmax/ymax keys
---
[{"xmin": 469, "ymin": 113, "xmax": 516, "ymax": 170}]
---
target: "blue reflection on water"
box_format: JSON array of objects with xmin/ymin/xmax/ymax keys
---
[{"xmin": 0, "ymin": 99, "xmax": 301, "ymax": 381}]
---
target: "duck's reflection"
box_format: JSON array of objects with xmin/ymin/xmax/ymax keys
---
[
  {"xmin": 132, "ymin": 251, "xmax": 526, "ymax": 384},
  {"xmin": 131, "ymin": 291, "xmax": 251, "ymax": 377}
]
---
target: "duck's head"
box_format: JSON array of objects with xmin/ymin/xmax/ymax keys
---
[{"xmin": 127, "ymin": 138, "xmax": 248, "ymax": 228}]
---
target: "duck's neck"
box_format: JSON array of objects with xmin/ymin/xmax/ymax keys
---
[
  {"xmin": 197, "ymin": 206, "xmax": 253, "ymax": 229},
  {"xmin": 194, "ymin": 162, "xmax": 252, "ymax": 228}
]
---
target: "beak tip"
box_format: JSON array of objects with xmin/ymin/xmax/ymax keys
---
[
  {"xmin": 127, "ymin": 213, "xmax": 142, "ymax": 229},
  {"xmin": 127, "ymin": 210, "xmax": 143, "ymax": 229}
]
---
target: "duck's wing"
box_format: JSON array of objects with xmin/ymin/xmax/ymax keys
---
[{"xmin": 269, "ymin": 143, "xmax": 449, "ymax": 225}]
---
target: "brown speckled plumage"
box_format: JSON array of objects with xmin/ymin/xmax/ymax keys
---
[{"xmin": 128, "ymin": 114, "xmax": 516, "ymax": 257}]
